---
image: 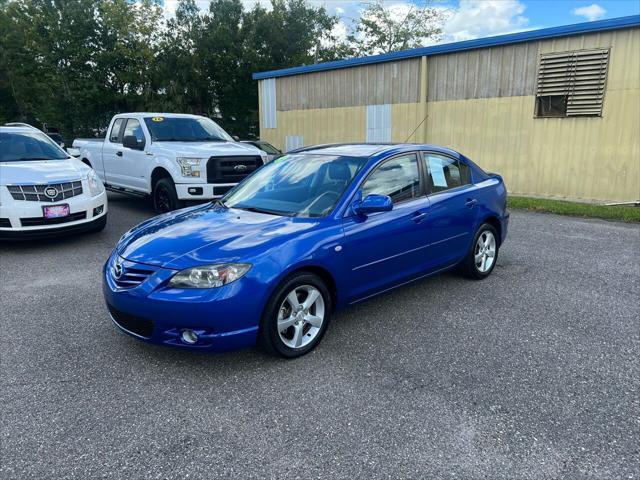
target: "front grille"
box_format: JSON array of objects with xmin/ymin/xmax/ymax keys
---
[
  {"xmin": 207, "ymin": 156, "xmax": 263, "ymax": 183},
  {"xmin": 21, "ymin": 211, "xmax": 86, "ymax": 227},
  {"xmin": 111, "ymin": 259, "xmax": 155, "ymax": 289},
  {"xmin": 108, "ymin": 304, "xmax": 154, "ymax": 338},
  {"xmin": 0, "ymin": 218, "xmax": 11, "ymax": 228},
  {"xmin": 7, "ymin": 181, "xmax": 83, "ymax": 202}
]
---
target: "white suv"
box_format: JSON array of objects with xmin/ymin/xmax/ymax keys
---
[{"xmin": 0, "ymin": 125, "xmax": 108, "ymax": 239}]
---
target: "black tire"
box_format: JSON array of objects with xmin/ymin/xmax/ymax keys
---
[
  {"xmin": 153, "ymin": 177, "xmax": 183, "ymax": 213},
  {"xmin": 461, "ymin": 223, "xmax": 499, "ymax": 280},
  {"xmin": 259, "ymin": 272, "xmax": 332, "ymax": 358},
  {"xmin": 88, "ymin": 214, "xmax": 107, "ymax": 233}
]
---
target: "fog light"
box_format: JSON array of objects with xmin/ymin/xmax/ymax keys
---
[
  {"xmin": 188, "ymin": 187, "xmax": 203, "ymax": 195},
  {"xmin": 181, "ymin": 329, "xmax": 198, "ymax": 344},
  {"xmin": 93, "ymin": 205, "xmax": 104, "ymax": 216}
]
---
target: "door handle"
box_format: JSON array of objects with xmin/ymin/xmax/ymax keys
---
[
  {"xmin": 465, "ymin": 198, "xmax": 477, "ymax": 208},
  {"xmin": 116, "ymin": 151, "xmax": 123, "ymax": 157},
  {"xmin": 412, "ymin": 211, "xmax": 428, "ymax": 223}
]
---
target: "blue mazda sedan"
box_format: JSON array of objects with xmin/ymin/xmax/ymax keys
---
[{"xmin": 104, "ymin": 144, "xmax": 508, "ymax": 357}]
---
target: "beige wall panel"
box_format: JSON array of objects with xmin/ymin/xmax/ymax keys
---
[
  {"xmin": 391, "ymin": 103, "xmax": 424, "ymax": 142},
  {"xmin": 428, "ymin": 42, "xmax": 538, "ymax": 101},
  {"xmin": 426, "ymin": 90, "xmax": 640, "ymax": 202},
  {"xmin": 276, "ymin": 58, "xmax": 421, "ymax": 111},
  {"xmin": 260, "ymin": 106, "xmax": 367, "ymax": 151}
]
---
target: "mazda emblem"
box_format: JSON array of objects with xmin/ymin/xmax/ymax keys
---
[
  {"xmin": 113, "ymin": 262, "xmax": 123, "ymax": 279},
  {"xmin": 44, "ymin": 186, "xmax": 58, "ymax": 199}
]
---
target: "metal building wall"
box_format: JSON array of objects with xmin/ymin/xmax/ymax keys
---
[
  {"xmin": 276, "ymin": 58, "xmax": 421, "ymax": 111},
  {"xmin": 425, "ymin": 28, "xmax": 640, "ymax": 202},
  {"xmin": 259, "ymin": 27, "xmax": 639, "ymax": 202}
]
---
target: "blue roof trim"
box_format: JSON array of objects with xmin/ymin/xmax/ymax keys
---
[{"xmin": 253, "ymin": 15, "xmax": 640, "ymax": 80}]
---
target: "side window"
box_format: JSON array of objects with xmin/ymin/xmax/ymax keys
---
[
  {"xmin": 361, "ymin": 153, "xmax": 421, "ymax": 204},
  {"xmin": 109, "ymin": 119, "xmax": 124, "ymax": 143},
  {"xmin": 425, "ymin": 154, "xmax": 468, "ymax": 193},
  {"xmin": 123, "ymin": 119, "xmax": 144, "ymax": 143}
]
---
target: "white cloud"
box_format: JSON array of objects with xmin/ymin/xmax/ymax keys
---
[
  {"xmin": 442, "ymin": 0, "xmax": 531, "ymax": 42},
  {"xmin": 572, "ymin": 4, "xmax": 606, "ymax": 21}
]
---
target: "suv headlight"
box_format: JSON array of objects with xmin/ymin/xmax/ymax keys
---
[
  {"xmin": 176, "ymin": 157, "xmax": 203, "ymax": 177},
  {"xmin": 168, "ymin": 263, "xmax": 251, "ymax": 289},
  {"xmin": 87, "ymin": 169, "xmax": 105, "ymax": 196}
]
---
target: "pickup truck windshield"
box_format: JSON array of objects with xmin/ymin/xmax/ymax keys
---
[
  {"xmin": 0, "ymin": 131, "xmax": 68, "ymax": 162},
  {"xmin": 143, "ymin": 117, "xmax": 233, "ymax": 142},
  {"xmin": 223, "ymin": 154, "xmax": 367, "ymax": 217}
]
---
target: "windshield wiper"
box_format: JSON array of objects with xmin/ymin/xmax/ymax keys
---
[
  {"xmin": 213, "ymin": 199, "xmax": 228, "ymax": 209},
  {"xmin": 234, "ymin": 206, "xmax": 286, "ymax": 216}
]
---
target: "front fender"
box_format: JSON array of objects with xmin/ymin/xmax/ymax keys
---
[{"xmin": 145, "ymin": 154, "xmax": 182, "ymax": 191}]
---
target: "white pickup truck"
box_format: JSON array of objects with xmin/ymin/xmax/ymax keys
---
[{"xmin": 73, "ymin": 113, "xmax": 267, "ymax": 213}]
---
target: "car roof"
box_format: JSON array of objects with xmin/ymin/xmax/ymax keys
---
[
  {"xmin": 0, "ymin": 125, "xmax": 43, "ymax": 133},
  {"xmin": 113, "ymin": 113, "xmax": 208, "ymax": 119},
  {"xmin": 289, "ymin": 143, "xmax": 461, "ymax": 158}
]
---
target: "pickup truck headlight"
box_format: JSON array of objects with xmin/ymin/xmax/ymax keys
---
[
  {"xmin": 169, "ymin": 263, "xmax": 251, "ymax": 289},
  {"xmin": 176, "ymin": 157, "xmax": 203, "ymax": 177},
  {"xmin": 87, "ymin": 169, "xmax": 105, "ymax": 196}
]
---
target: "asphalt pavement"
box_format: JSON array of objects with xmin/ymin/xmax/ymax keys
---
[{"xmin": 1, "ymin": 192, "xmax": 638, "ymax": 479}]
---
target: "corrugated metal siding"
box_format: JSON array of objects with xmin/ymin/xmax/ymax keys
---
[
  {"xmin": 366, "ymin": 104, "xmax": 392, "ymax": 142},
  {"xmin": 284, "ymin": 135, "xmax": 304, "ymax": 152},
  {"xmin": 428, "ymin": 42, "xmax": 538, "ymax": 101},
  {"xmin": 260, "ymin": 79, "xmax": 277, "ymax": 128},
  {"xmin": 276, "ymin": 58, "xmax": 421, "ymax": 111}
]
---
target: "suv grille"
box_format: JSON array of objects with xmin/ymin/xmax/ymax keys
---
[
  {"xmin": 108, "ymin": 304, "xmax": 154, "ymax": 338},
  {"xmin": 21, "ymin": 211, "xmax": 86, "ymax": 227},
  {"xmin": 111, "ymin": 258, "xmax": 155, "ymax": 289},
  {"xmin": 7, "ymin": 181, "xmax": 83, "ymax": 202},
  {"xmin": 207, "ymin": 156, "xmax": 263, "ymax": 184}
]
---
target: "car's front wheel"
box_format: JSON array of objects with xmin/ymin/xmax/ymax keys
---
[
  {"xmin": 461, "ymin": 223, "xmax": 499, "ymax": 279},
  {"xmin": 153, "ymin": 177, "xmax": 183, "ymax": 213},
  {"xmin": 259, "ymin": 272, "xmax": 332, "ymax": 358}
]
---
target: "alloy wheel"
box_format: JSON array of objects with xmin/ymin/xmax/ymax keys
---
[
  {"xmin": 475, "ymin": 230, "xmax": 496, "ymax": 273},
  {"xmin": 277, "ymin": 285, "xmax": 325, "ymax": 349}
]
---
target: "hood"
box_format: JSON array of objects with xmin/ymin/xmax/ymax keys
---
[
  {"xmin": 117, "ymin": 204, "xmax": 319, "ymax": 270},
  {"xmin": 151, "ymin": 141, "xmax": 264, "ymax": 158},
  {"xmin": 0, "ymin": 158, "xmax": 89, "ymax": 185}
]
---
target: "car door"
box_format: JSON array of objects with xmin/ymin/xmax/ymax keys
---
[
  {"xmin": 421, "ymin": 152, "xmax": 479, "ymax": 267},
  {"xmin": 341, "ymin": 152, "xmax": 432, "ymax": 301},
  {"xmin": 101, "ymin": 118, "xmax": 125, "ymax": 186},
  {"xmin": 117, "ymin": 118, "xmax": 149, "ymax": 191}
]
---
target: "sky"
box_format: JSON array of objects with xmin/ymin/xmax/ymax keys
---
[{"xmin": 162, "ymin": 0, "xmax": 640, "ymax": 45}]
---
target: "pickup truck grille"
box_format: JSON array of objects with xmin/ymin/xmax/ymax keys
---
[
  {"xmin": 7, "ymin": 181, "xmax": 83, "ymax": 202},
  {"xmin": 207, "ymin": 156, "xmax": 263, "ymax": 184}
]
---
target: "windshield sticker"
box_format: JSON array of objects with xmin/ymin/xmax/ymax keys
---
[{"xmin": 151, "ymin": 117, "xmax": 164, "ymax": 122}]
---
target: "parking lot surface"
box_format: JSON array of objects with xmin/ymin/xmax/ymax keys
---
[{"xmin": 1, "ymin": 192, "xmax": 638, "ymax": 479}]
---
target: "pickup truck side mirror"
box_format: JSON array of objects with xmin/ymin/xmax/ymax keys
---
[{"xmin": 123, "ymin": 135, "xmax": 145, "ymax": 150}]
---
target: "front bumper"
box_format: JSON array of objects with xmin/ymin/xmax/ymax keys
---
[
  {"xmin": 175, "ymin": 183, "xmax": 237, "ymax": 201},
  {"xmin": 102, "ymin": 253, "xmax": 263, "ymax": 352},
  {"xmin": 0, "ymin": 190, "xmax": 107, "ymax": 238}
]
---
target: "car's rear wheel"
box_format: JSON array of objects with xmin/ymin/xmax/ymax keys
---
[
  {"xmin": 259, "ymin": 272, "xmax": 332, "ymax": 358},
  {"xmin": 153, "ymin": 177, "xmax": 183, "ymax": 213},
  {"xmin": 461, "ymin": 223, "xmax": 499, "ymax": 279}
]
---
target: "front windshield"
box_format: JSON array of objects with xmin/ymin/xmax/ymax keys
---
[
  {"xmin": 0, "ymin": 131, "xmax": 68, "ymax": 162},
  {"xmin": 223, "ymin": 154, "xmax": 367, "ymax": 218},
  {"xmin": 144, "ymin": 116, "xmax": 233, "ymax": 142}
]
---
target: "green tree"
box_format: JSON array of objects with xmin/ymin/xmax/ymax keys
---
[{"xmin": 349, "ymin": 0, "xmax": 444, "ymax": 56}]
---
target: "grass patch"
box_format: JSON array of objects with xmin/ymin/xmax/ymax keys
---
[{"xmin": 508, "ymin": 196, "xmax": 640, "ymax": 223}]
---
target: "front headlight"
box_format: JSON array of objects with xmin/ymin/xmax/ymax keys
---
[
  {"xmin": 176, "ymin": 157, "xmax": 203, "ymax": 177},
  {"xmin": 168, "ymin": 263, "xmax": 251, "ymax": 289},
  {"xmin": 87, "ymin": 169, "xmax": 105, "ymax": 196}
]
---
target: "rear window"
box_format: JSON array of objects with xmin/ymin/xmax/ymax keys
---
[{"xmin": 0, "ymin": 131, "xmax": 67, "ymax": 162}]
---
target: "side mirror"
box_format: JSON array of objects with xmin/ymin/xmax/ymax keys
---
[
  {"xmin": 232, "ymin": 135, "xmax": 240, "ymax": 142},
  {"xmin": 123, "ymin": 135, "xmax": 144, "ymax": 150},
  {"xmin": 353, "ymin": 194, "xmax": 393, "ymax": 215}
]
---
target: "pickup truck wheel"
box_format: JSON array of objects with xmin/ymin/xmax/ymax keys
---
[{"xmin": 153, "ymin": 178, "xmax": 183, "ymax": 213}]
